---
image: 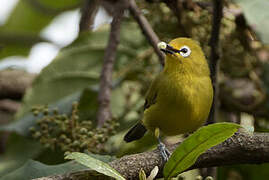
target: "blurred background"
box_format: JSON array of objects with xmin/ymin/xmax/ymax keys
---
[{"xmin": 0, "ymin": 0, "xmax": 268, "ymax": 179}]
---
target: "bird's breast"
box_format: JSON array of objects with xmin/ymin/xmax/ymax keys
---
[{"xmin": 143, "ymin": 73, "xmax": 213, "ymax": 136}]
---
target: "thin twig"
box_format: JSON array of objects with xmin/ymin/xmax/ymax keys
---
[
  {"xmin": 128, "ymin": 0, "xmax": 165, "ymax": 66},
  {"xmin": 205, "ymin": 0, "xmax": 223, "ymax": 177},
  {"xmin": 97, "ymin": 1, "xmax": 126, "ymax": 127},
  {"xmin": 79, "ymin": 0, "xmax": 100, "ymax": 32},
  {"xmin": 207, "ymin": 0, "xmax": 223, "ymax": 124}
]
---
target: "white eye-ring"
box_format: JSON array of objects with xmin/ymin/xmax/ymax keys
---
[
  {"xmin": 179, "ymin": 45, "xmax": 191, "ymax": 58},
  {"xmin": 157, "ymin": 42, "xmax": 167, "ymax": 50}
]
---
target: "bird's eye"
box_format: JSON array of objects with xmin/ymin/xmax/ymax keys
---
[{"xmin": 179, "ymin": 46, "xmax": 191, "ymax": 58}]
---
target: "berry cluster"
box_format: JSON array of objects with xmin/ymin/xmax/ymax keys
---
[{"xmin": 29, "ymin": 103, "xmax": 119, "ymax": 153}]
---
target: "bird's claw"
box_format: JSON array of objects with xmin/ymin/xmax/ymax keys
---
[{"xmin": 158, "ymin": 142, "xmax": 171, "ymax": 162}]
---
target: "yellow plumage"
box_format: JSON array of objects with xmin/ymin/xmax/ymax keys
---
[{"xmin": 124, "ymin": 37, "xmax": 213, "ymax": 142}]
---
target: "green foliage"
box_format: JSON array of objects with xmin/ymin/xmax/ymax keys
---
[
  {"xmin": 218, "ymin": 163, "xmax": 269, "ymax": 180},
  {"xmin": 0, "ymin": 160, "xmax": 86, "ymax": 180},
  {"xmin": 16, "ymin": 22, "xmax": 151, "ymax": 119},
  {"xmin": 0, "ymin": 21, "xmax": 156, "ymax": 178},
  {"xmin": 139, "ymin": 169, "xmax": 147, "ymax": 180},
  {"xmin": 4, "ymin": 20, "xmax": 156, "ymax": 156},
  {"xmin": 15, "ymin": 37, "xmax": 102, "ymax": 118},
  {"xmin": 65, "ymin": 152, "xmax": 125, "ymax": 180},
  {"xmin": 37, "ymin": 0, "xmax": 81, "ymax": 9},
  {"xmin": 0, "ymin": 133, "xmax": 42, "ymax": 177},
  {"xmin": 163, "ymin": 123, "xmax": 240, "ymax": 179},
  {"xmin": 85, "ymin": 152, "xmax": 116, "ymax": 163},
  {"xmin": 1, "ymin": 0, "xmax": 269, "ymax": 179},
  {"xmin": 0, "ymin": 0, "xmax": 82, "ymax": 59}
]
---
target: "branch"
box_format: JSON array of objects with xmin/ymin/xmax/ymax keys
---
[
  {"xmin": 34, "ymin": 132, "xmax": 269, "ymax": 180},
  {"xmin": 96, "ymin": 0, "xmax": 126, "ymax": 127},
  {"xmin": 0, "ymin": 70, "xmax": 35, "ymax": 100},
  {"xmin": 204, "ymin": 0, "xmax": 224, "ymax": 176},
  {"xmin": 128, "ymin": 0, "xmax": 165, "ymax": 66},
  {"xmin": 0, "ymin": 99, "xmax": 21, "ymax": 125},
  {"xmin": 79, "ymin": 0, "xmax": 100, "ymax": 32},
  {"xmin": 207, "ymin": 0, "xmax": 223, "ymax": 124},
  {"xmin": 0, "ymin": 99, "xmax": 21, "ymax": 113}
]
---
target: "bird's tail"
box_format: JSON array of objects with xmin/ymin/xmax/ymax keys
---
[{"xmin": 124, "ymin": 122, "xmax": 147, "ymax": 142}]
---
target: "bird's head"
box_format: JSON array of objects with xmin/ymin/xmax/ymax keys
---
[{"xmin": 158, "ymin": 38, "xmax": 210, "ymax": 76}]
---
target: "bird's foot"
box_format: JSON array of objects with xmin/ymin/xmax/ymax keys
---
[{"xmin": 158, "ymin": 142, "xmax": 171, "ymax": 162}]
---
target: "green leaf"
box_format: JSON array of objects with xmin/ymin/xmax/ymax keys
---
[
  {"xmin": 5, "ymin": 21, "xmax": 148, "ymax": 138},
  {"xmin": 163, "ymin": 122, "xmax": 240, "ymax": 179},
  {"xmin": 0, "ymin": 32, "xmax": 49, "ymax": 59},
  {"xmin": 84, "ymin": 152, "xmax": 116, "ymax": 163},
  {"xmin": 0, "ymin": 0, "xmax": 82, "ymax": 59},
  {"xmin": 65, "ymin": 152, "xmax": 125, "ymax": 180},
  {"xmin": 234, "ymin": 0, "xmax": 269, "ymax": 44},
  {"xmin": 0, "ymin": 133, "xmax": 43, "ymax": 177},
  {"xmin": 0, "ymin": 160, "xmax": 86, "ymax": 180},
  {"xmin": 219, "ymin": 163, "xmax": 269, "ymax": 180},
  {"xmin": 15, "ymin": 32, "xmax": 105, "ymax": 118},
  {"xmin": 36, "ymin": 0, "xmax": 81, "ymax": 10},
  {"xmin": 77, "ymin": 88, "xmax": 99, "ymax": 123},
  {"xmin": 16, "ymin": 22, "xmax": 146, "ymax": 119}
]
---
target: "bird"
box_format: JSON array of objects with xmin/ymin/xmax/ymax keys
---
[{"xmin": 123, "ymin": 37, "xmax": 213, "ymax": 161}]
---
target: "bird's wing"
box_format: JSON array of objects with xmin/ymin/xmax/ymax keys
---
[
  {"xmin": 144, "ymin": 74, "xmax": 160, "ymax": 111},
  {"xmin": 124, "ymin": 75, "xmax": 161, "ymax": 142}
]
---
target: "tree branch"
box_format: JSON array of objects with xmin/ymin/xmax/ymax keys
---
[
  {"xmin": 0, "ymin": 99, "xmax": 21, "ymax": 125},
  {"xmin": 96, "ymin": 1, "xmax": 126, "ymax": 127},
  {"xmin": 204, "ymin": 0, "xmax": 224, "ymax": 177},
  {"xmin": 0, "ymin": 70, "xmax": 35, "ymax": 100},
  {"xmin": 128, "ymin": 0, "xmax": 165, "ymax": 66},
  {"xmin": 34, "ymin": 132, "xmax": 269, "ymax": 180},
  {"xmin": 0, "ymin": 99, "xmax": 21, "ymax": 113},
  {"xmin": 79, "ymin": 0, "xmax": 100, "ymax": 32},
  {"xmin": 207, "ymin": 0, "xmax": 223, "ymax": 124}
]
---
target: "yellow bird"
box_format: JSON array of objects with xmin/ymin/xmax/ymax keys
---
[{"xmin": 124, "ymin": 38, "xmax": 213, "ymax": 160}]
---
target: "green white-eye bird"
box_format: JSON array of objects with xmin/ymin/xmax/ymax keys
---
[{"xmin": 124, "ymin": 38, "xmax": 213, "ymax": 161}]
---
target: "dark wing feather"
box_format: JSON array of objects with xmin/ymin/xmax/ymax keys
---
[
  {"xmin": 143, "ymin": 93, "xmax": 157, "ymax": 110},
  {"xmin": 124, "ymin": 122, "xmax": 147, "ymax": 142}
]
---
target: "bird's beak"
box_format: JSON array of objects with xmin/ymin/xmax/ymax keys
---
[{"xmin": 160, "ymin": 44, "xmax": 180, "ymax": 55}]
